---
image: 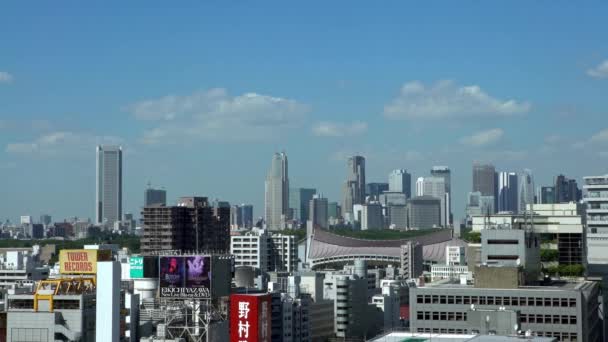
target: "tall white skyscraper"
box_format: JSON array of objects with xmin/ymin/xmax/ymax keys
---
[
  {"xmin": 417, "ymin": 177, "xmax": 448, "ymax": 227},
  {"xmin": 96, "ymin": 145, "xmax": 122, "ymax": 226},
  {"xmin": 431, "ymin": 166, "xmax": 452, "ymax": 225},
  {"xmin": 265, "ymin": 152, "xmax": 289, "ymax": 230},
  {"xmin": 498, "ymin": 172, "xmax": 519, "ymax": 213},
  {"xmin": 518, "ymin": 169, "xmax": 535, "ymax": 213},
  {"xmin": 388, "ymin": 169, "xmax": 412, "ymax": 198}
]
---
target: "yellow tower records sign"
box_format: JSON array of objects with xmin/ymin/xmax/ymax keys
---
[{"xmin": 59, "ymin": 249, "xmax": 112, "ymax": 274}]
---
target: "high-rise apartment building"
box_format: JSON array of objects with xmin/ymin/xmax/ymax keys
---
[
  {"xmin": 144, "ymin": 186, "xmax": 166, "ymax": 206},
  {"xmin": 498, "ymin": 172, "xmax": 518, "ymax": 213},
  {"xmin": 431, "ymin": 166, "xmax": 451, "ymax": 224},
  {"xmin": 96, "ymin": 145, "xmax": 123, "ymax": 226},
  {"xmin": 342, "ymin": 156, "xmax": 366, "ymax": 216},
  {"xmin": 289, "ymin": 188, "xmax": 316, "ymax": 224},
  {"xmin": 583, "ymin": 175, "xmax": 608, "ymax": 276},
  {"xmin": 388, "ymin": 169, "xmax": 412, "ymax": 198},
  {"xmin": 141, "ymin": 196, "xmax": 230, "ymax": 254},
  {"xmin": 265, "ymin": 152, "xmax": 289, "ymax": 230}
]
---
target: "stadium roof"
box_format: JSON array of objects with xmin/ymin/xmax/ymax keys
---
[{"xmin": 308, "ymin": 228, "xmax": 466, "ymax": 268}]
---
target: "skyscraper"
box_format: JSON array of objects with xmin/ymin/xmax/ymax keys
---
[
  {"xmin": 366, "ymin": 182, "xmax": 389, "ymax": 200},
  {"xmin": 289, "ymin": 188, "xmax": 316, "ymax": 224},
  {"xmin": 518, "ymin": 169, "xmax": 535, "ymax": 212},
  {"xmin": 472, "ymin": 163, "xmax": 496, "ymax": 196},
  {"xmin": 473, "ymin": 163, "xmax": 497, "ymax": 213},
  {"xmin": 497, "ymin": 172, "xmax": 518, "ymax": 213},
  {"xmin": 538, "ymin": 186, "xmax": 555, "ymax": 204},
  {"xmin": 96, "ymin": 145, "xmax": 122, "ymax": 226},
  {"xmin": 144, "ymin": 186, "xmax": 166, "ymax": 206},
  {"xmin": 431, "ymin": 166, "xmax": 451, "ymax": 224},
  {"xmin": 342, "ymin": 156, "xmax": 365, "ymax": 216},
  {"xmin": 417, "ymin": 177, "xmax": 448, "ymax": 227},
  {"xmin": 309, "ymin": 195, "xmax": 328, "ymax": 229},
  {"xmin": 555, "ymin": 175, "xmax": 581, "ymax": 203},
  {"xmin": 388, "ymin": 169, "xmax": 412, "ymax": 198},
  {"xmin": 240, "ymin": 204, "xmax": 254, "ymax": 229},
  {"xmin": 265, "ymin": 152, "xmax": 289, "ymax": 230}
]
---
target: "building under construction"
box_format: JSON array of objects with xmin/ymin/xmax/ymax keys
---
[{"xmin": 141, "ymin": 197, "xmax": 230, "ymax": 255}]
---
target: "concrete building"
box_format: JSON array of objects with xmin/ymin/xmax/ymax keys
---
[
  {"xmin": 480, "ymin": 228, "xmax": 540, "ymax": 283},
  {"xmin": 367, "ymin": 182, "xmax": 389, "ymax": 200},
  {"xmin": 471, "ymin": 203, "xmax": 585, "ymax": 265},
  {"xmin": 309, "ymin": 195, "xmax": 328, "ymax": 230},
  {"xmin": 583, "ymin": 175, "xmax": 608, "ymax": 276},
  {"xmin": 271, "ymin": 234, "xmax": 297, "ymax": 272},
  {"xmin": 388, "ymin": 169, "xmax": 412, "ymax": 198},
  {"xmin": 289, "ymin": 188, "xmax": 317, "ymax": 225},
  {"xmin": 144, "ymin": 186, "xmax": 166, "ymax": 206},
  {"xmin": 446, "ymin": 246, "xmax": 466, "ymax": 266},
  {"xmin": 409, "ymin": 277, "xmax": 600, "ymax": 341},
  {"xmin": 265, "ymin": 152, "xmax": 290, "ymax": 230},
  {"xmin": 342, "ymin": 156, "xmax": 366, "ymax": 216},
  {"xmin": 431, "ymin": 264, "xmax": 471, "ymax": 282},
  {"xmin": 408, "ymin": 196, "xmax": 441, "ymax": 229},
  {"xmin": 324, "ymin": 262, "xmax": 380, "ymax": 339},
  {"xmin": 7, "ymin": 279, "xmax": 97, "ymax": 341},
  {"xmin": 39, "ymin": 214, "xmax": 52, "ymax": 227},
  {"xmin": 0, "ymin": 249, "xmax": 49, "ymax": 289},
  {"xmin": 361, "ymin": 203, "xmax": 383, "ymax": 230},
  {"xmin": 371, "ymin": 283, "xmax": 401, "ymax": 331},
  {"xmin": 498, "ymin": 171, "xmax": 519, "ymax": 213},
  {"xmin": 96, "ymin": 261, "xmax": 120, "ymax": 342},
  {"xmin": 400, "ymin": 241, "xmax": 423, "ymax": 279},
  {"xmin": 96, "ymin": 145, "xmax": 123, "ymax": 226},
  {"xmin": 379, "ymin": 191, "xmax": 407, "ymax": 207},
  {"xmin": 141, "ymin": 196, "xmax": 230, "ymax": 254},
  {"xmin": 231, "ymin": 230, "xmax": 297, "ymax": 272}
]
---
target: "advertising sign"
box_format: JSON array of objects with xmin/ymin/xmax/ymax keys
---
[
  {"xmin": 230, "ymin": 294, "xmax": 271, "ymax": 342},
  {"xmin": 59, "ymin": 249, "xmax": 112, "ymax": 274},
  {"xmin": 159, "ymin": 255, "xmax": 212, "ymax": 299},
  {"xmin": 129, "ymin": 256, "xmax": 144, "ymax": 278}
]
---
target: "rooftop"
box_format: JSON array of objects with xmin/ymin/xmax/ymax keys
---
[
  {"xmin": 369, "ymin": 332, "xmax": 555, "ymax": 342},
  {"xmin": 420, "ymin": 278, "xmax": 594, "ymax": 292}
]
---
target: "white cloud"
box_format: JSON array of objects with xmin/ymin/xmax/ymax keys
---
[
  {"xmin": 127, "ymin": 88, "xmax": 310, "ymax": 144},
  {"xmin": 587, "ymin": 60, "xmax": 608, "ymax": 79},
  {"xmin": 460, "ymin": 128, "xmax": 504, "ymax": 146},
  {"xmin": 312, "ymin": 121, "xmax": 367, "ymax": 137},
  {"xmin": 6, "ymin": 131, "xmax": 123, "ymax": 157},
  {"xmin": 0, "ymin": 72, "xmax": 13, "ymax": 84},
  {"xmin": 383, "ymin": 80, "xmax": 530, "ymax": 120}
]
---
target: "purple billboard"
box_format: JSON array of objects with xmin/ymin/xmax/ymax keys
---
[{"xmin": 159, "ymin": 256, "xmax": 212, "ymax": 299}]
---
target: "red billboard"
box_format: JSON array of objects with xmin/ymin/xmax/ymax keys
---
[
  {"xmin": 230, "ymin": 294, "xmax": 271, "ymax": 342},
  {"xmin": 159, "ymin": 256, "xmax": 212, "ymax": 299}
]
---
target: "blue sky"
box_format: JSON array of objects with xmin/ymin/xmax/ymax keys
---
[{"xmin": 1, "ymin": 2, "xmax": 608, "ymax": 224}]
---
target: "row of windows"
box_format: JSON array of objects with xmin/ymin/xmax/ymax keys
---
[
  {"xmin": 416, "ymin": 294, "xmax": 577, "ymax": 307},
  {"xmin": 416, "ymin": 311, "xmax": 467, "ymax": 321},
  {"xmin": 415, "ymin": 328, "xmax": 578, "ymax": 341},
  {"xmin": 520, "ymin": 314, "xmax": 577, "ymax": 325}
]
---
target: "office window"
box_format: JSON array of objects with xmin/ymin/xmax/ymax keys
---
[
  {"xmin": 463, "ymin": 296, "xmax": 470, "ymax": 305},
  {"xmin": 569, "ymin": 298, "xmax": 576, "ymax": 307},
  {"xmin": 520, "ymin": 314, "xmax": 527, "ymax": 323},
  {"xmin": 424, "ymin": 295, "xmax": 431, "ymax": 304},
  {"xmin": 544, "ymin": 298, "xmax": 551, "ymax": 306},
  {"xmin": 570, "ymin": 316, "xmax": 577, "ymax": 324},
  {"xmin": 503, "ymin": 297, "xmax": 510, "ymax": 305},
  {"xmin": 495, "ymin": 297, "xmax": 502, "ymax": 305},
  {"xmin": 440, "ymin": 312, "xmax": 447, "ymax": 320},
  {"xmin": 448, "ymin": 312, "xmax": 455, "ymax": 321},
  {"xmin": 417, "ymin": 295, "xmax": 423, "ymax": 304},
  {"xmin": 417, "ymin": 312, "xmax": 424, "ymax": 320},
  {"xmin": 561, "ymin": 298, "xmax": 568, "ymax": 307},
  {"xmin": 552, "ymin": 298, "xmax": 560, "ymax": 307},
  {"xmin": 552, "ymin": 315, "xmax": 560, "ymax": 324},
  {"xmin": 511, "ymin": 297, "xmax": 518, "ymax": 306},
  {"xmin": 487, "ymin": 296, "xmax": 495, "ymax": 305},
  {"xmin": 448, "ymin": 296, "xmax": 454, "ymax": 304},
  {"xmin": 562, "ymin": 316, "xmax": 569, "ymax": 324},
  {"xmin": 480, "ymin": 296, "xmax": 486, "ymax": 305},
  {"xmin": 432, "ymin": 312, "xmax": 439, "ymax": 320},
  {"xmin": 537, "ymin": 315, "xmax": 544, "ymax": 324},
  {"xmin": 471, "ymin": 296, "xmax": 479, "ymax": 304},
  {"xmin": 432, "ymin": 295, "xmax": 439, "ymax": 304},
  {"xmin": 535, "ymin": 298, "xmax": 543, "ymax": 306},
  {"xmin": 440, "ymin": 295, "xmax": 447, "ymax": 304},
  {"xmin": 455, "ymin": 296, "xmax": 462, "ymax": 304}
]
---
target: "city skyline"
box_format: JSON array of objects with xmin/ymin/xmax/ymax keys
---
[{"xmin": 1, "ymin": 3, "xmax": 608, "ymax": 223}]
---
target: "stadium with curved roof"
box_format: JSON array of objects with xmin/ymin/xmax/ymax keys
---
[{"xmin": 306, "ymin": 228, "xmax": 466, "ymax": 269}]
